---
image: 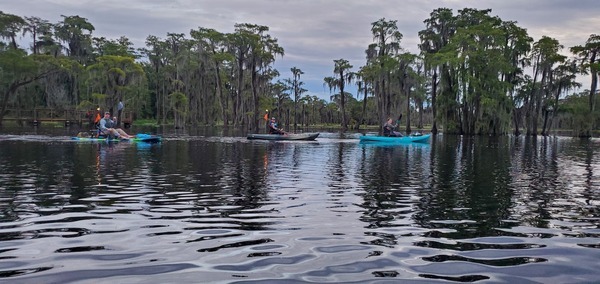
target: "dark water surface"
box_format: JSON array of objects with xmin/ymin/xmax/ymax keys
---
[{"xmin": 0, "ymin": 129, "xmax": 599, "ymax": 283}]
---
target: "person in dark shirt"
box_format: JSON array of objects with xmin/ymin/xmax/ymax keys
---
[
  {"xmin": 99, "ymin": 112, "xmax": 134, "ymax": 139},
  {"xmin": 383, "ymin": 116, "xmax": 402, "ymax": 137}
]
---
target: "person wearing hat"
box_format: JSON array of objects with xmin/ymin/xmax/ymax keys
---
[
  {"xmin": 268, "ymin": 117, "xmax": 285, "ymax": 135},
  {"xmin": 99, "ymin": 112, "xmax": 134, "ymax": 139}
]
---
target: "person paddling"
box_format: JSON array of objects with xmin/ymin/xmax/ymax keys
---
[
  {"xmin": 268, "ymin": 117, "xmax": 285, "ymax": 135},
  {"xmin": 383, "ymin": 115, "xmax": 403, "ymax": 137},
  {"xmin": 99, "ymin": 112, "xmax": 134, "ymax": 139}
]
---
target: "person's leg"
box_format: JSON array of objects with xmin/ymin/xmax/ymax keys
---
[
  {"xmin": 121, "ymin": 129, "xmax": 134, "ymax": 139},
  {"xmin": 101, "ymin": 129, "xmax": 113, "ymax": 138},
  {"xmin": 110, "ymin": 129, "xmax": 120, "ymax": 138},
  {"xmin": 115, "ymin": 129, "xmax": 131, "ymax": 139},
  {"xmin": 102, "ymin": 129, "xmax": 118, "ymax": 139}
]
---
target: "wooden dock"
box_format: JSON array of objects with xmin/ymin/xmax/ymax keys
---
[{"xmin": 2, "ymin": 108, "xmax": 134, "ymax": 127}]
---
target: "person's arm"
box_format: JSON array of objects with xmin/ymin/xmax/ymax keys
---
[{"xmin": 99, "ymin": 119, "xmax": 107, "ymax": 130}]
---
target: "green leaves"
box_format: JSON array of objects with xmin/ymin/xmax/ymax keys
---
[
  {"xmin": 0, "ymin": 11, "xmax": 26, "ymax": 49},
  {"xmin": 86, "ymin": 55, "xmax": 145, "ymax": 110},
  {"xmin": 0, "ymin": 48, "xmax": 36, "ymax": 78}
]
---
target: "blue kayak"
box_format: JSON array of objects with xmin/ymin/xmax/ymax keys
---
[
  {"xmin": 359, "ymin": 134, "xmax": 430, "ymax": 143},
  {"xmin": 71, "ymin": 133, "xmax": 161, "ymax": 143}
]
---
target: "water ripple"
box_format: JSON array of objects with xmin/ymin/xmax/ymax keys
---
[{"xmin": 0, "ymin": 135, "xmax": 599, "ymax": 282}]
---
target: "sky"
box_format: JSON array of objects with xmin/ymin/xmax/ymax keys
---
[{"xmin": 3, "ymin": 0, "xmax": 599, "ymax": 101}]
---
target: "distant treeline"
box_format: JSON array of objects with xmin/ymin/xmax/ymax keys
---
[{"xmin": 0, "ymin": 8, "xmax": 598, "ymax": 135}]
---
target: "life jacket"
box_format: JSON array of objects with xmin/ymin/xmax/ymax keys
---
[
  {"xmin": 269, "ymin": 121, "xmax": 279, "ymax": 134},
  {"xmin": 102, "ymin": 118, "xmax": 115, "ymax": 129}
]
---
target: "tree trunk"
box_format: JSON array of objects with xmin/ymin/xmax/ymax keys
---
[
  {"xmin": 302, "ymin": 104, "xmax": 306, "ymax": 127},
  {"xmin": 215, "ymin": 65, "xmax": 228, "ymax": 126},
  {"xmin": 234, "ymin": 56, "xmax": 244, "ymax": 126},
  {"xmin": 358, "ymin": 87, "xmax": 368, "ymax": 130},
  {"xmin": 375, "ymin": 81, "xmax": 384, "ymax": 135},
  {"xmin": 405, "ymin": 88, "xmax": 411, "ymax": 134},
  {"xmin": 251, "ymin": 64, "xmax": 259, "ymax": 132},
  {"xmin": 589, "ymin": 52, "xmax": 597, "ymax": 113},
  {"xmin": 431, "ymin": 69, "xmax": 438, "ymax": 135},
  {"xmin": 339, "ymin": 70, "xmax": 347, "ymax": 131},
  {"xmin": 527, "ymin": 56, "xmax": 541, "ymax": 136},
  {"xmin": 442, "ymin": 67, "xmax": 459, "ymax": 134},
  {"xmin": 540, "ymin": 109, "xmax": 549, "ymax": 136},
  {"xmin": 513, "ymin": 107, "xmax": 521, "ymax": 136},
  {"xmin": 417, "ymin": 99, "xmax": 424, "ymax": 129},
  {"xmin": 293, "ymin": 92, "xmax": 297, "ymax": 132},
  {"xmin": 532, "ymin": 70, "xmax": 548, "ymax": 136}
]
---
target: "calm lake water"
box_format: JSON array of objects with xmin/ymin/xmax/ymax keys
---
[{"xmin": 0, "ymin": 127, "xmax": 599, "ymax": 283}]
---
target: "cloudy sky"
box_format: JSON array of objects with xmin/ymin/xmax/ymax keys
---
[{"xmin": 3, "ymin": 0, "xmax": 599, "ymax": 100}]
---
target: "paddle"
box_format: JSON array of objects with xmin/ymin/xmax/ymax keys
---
[{"xmin": 396, "ymin": 114, "xmax": 404, "ymax": 137}]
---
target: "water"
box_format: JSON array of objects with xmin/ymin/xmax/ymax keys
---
[{"xmin": 0, "ymin": 130, "xmax": 599, "ymax": 283}]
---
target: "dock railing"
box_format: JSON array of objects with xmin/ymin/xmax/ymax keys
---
[{"xmin": 2, "ymin": 108, "xmax": 134, "ymax": 127}]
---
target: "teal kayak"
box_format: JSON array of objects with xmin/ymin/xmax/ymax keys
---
[
  {"xmin": 71, "ymin": 134, "xmax": 161, "ymax": 143},
  {"xmin": 359, "ymin": 134, "xmax": 430, "ymax": 143}
]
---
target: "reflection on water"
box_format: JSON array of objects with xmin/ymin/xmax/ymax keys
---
[{"xmin": 0, "ymin": 134, "xmax": 599, "ymax": 283}]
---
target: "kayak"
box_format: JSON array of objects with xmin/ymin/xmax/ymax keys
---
[
  {"xmin": 359, "ymin": 134, "xmax": 430, "ymax": 143},
  {"xmin": 247, "ymin": 133, "xmax": 319, "ymax": 141},
  {"xmin": 71, "ymin": 136, "xmax": 161, "ymax": 143},
  {"xmin": 71, "ymin": 134, "xmax": 162, "ymax": 143}
]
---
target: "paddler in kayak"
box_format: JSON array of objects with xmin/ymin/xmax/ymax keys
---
[
  {"xmin": 268, "ymin": 117, "xmax": 285, "ymax": 135},
  {"xmin": 99, "ymin": 112, "xmax": 134, "ymax": 139},
  {"xmin": 383, "ymin": 115, "xmax": 403, "ymax": 137}
]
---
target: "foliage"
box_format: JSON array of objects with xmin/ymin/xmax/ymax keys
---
[
  {"xmin": 0, "ymin": 47, "xmax": 78, "ymax": 124},
  {"xmin": 0, "ymin": 9, "xmax": 597, "ymax": 136},
  {"xmin": 85, "ymin": 55, "xmax": 145, "ymax": 114},
  {"xmin": 324, "ymin": 59, "xmax": 354, "ymax": 130},
  {"xmin": 559, "ymin": 92, "xmax": 600, "ymax": 136}
]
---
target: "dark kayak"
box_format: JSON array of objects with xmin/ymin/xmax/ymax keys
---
[
  {"xmin": 71, "ymin": 134, "xmax": 161, "ymax": 143},
  {"xmin": 247, "ymin": 133, "xmax": 319, "ymax": 141},
  {"xmin": 359, "ymin": 134, "xmax": 430, "ymax": 143}
]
